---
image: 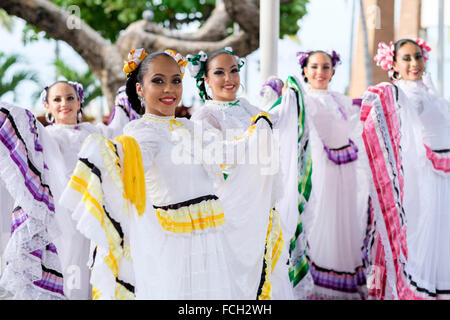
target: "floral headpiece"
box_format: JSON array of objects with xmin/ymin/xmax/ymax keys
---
[
  {"xmin": 187, "ymin": 46, "xmax": 245, "ymax": 80},
  {"xmin": 186, "ymin": 50, "xmax": 208, "ymax": 80},
  {"xmin": 40, "ymin": 81, "xmax": 85, "ymax": 105},
  {"xmin": 221, "ymin": 47, "xmax": 245, "ymax": 70},
  {"xmin": 374, "ymin": 41, "xmax": 396, "ymax": 78},
  {"xmin": 164, "ymin": 49, "xmax": 188, "ymax": 78},
  {"xmin": 374, "ymin": 38, "xmax": 431, "ymax": 78},
  {"xmin": 123, "ymin": 48, "xmax": 149, "ymax": 78},
  {"xmin": 297, "ymin": 50, "xmax": 341, "ymax": 68},
  {"xmin": 415, "ymin": 38, "xmax": 431, "ymax": 61}
]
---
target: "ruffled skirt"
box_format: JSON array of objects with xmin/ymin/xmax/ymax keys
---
[
  {"xmin": 303, "ymin": 141, "xmax": 369, "ymax": 299},
  {"xmin": 130, "ymin": 195, "xmax": 234, "ymax": 299},
  {"xmin": 404, "ymin": 148, "xmax": 450, "ymax": 299}
]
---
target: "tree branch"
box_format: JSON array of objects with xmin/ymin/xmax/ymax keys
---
[
  {"xmin": 116, "ymin": 22, "xmax": 257, "ymax": 58},
  {"xmin": 223, "ymin": 0, "xmax": 259, "ymax": 35},
  {"xmin": 0, "ymin": 0, "xmax": 112, "ymax": 73}
]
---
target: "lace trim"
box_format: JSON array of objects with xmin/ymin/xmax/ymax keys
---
[
  {"xmin": 205, "ymin": 99, "xmax": 240, "ymax": 108},
  {"xmin": 362, "ymin": 85, "xmax": 413, "ymax": 300},
  {"xmin": 0, "ymin": 104, "xmax": 64, "ymax": 299}
]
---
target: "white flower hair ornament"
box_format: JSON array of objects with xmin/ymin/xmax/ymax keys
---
[
  {"xmin": 222, "ymin": 46, "xmax": 245, "ymax": 70},
  {"xmin": 415, "ymin": 38, "xmax": 431, "ymax": 61},
  {"xmin": 186, "ymin": 50, "xmax": 208, "ymax": 80},
  {"xmin": 164, "ymin": 49, "xmax": 188, "ymax": 78}
]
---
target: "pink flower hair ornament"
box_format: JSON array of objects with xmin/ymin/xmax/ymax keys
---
[
  {"xmin": 415, "ymin": 38, "xmax": 431, "ymax": 61},
  {"xmin": 374, "ymin": 41, "xmax": 395, "ymax": 78}
]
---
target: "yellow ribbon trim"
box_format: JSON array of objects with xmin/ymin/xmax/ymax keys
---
[
  {"xmin": 92, "ymin": 287, "xmax": 101, "ymax": 300},
  {"xmin": 250, "ymin": 111, "xmax": 271, "ymax": 124},
  {"xmin": 258, "ymin": 208, "xmax": 284, "ymax": 300},
  {"xmin": 155, "ymin": 200, "xmax": 225, "ymax": 234},
  {"xmin": 142, "ymin": 114, "xmax": 186, "ymax": 134},
  {"xmin": 68, "ymin": 164, "xmax": 121, "ymax": 277},
  {"xmin": 114, "ymin": 135, "xmax": 146, "ymax": 216},
  {"xmin": 68, "ymin": 135, "xmax": 136, "ymax": 300},
  {"xmin": 116, "ymin": 283, "xmax": 136, "ymax": 300}
]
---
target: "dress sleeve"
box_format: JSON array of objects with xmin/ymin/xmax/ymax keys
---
[
  {"xmin": 190, "ymin": 107, "xmax": 222, "ymax": 131},
  {"xmin": 265, "ymin": 75, "xmax": 305, "ymax": 128},
  {"xmin": 123, "ymin": 121, "xmax": 160, "ymax": 172},
  {"xmin": 197, "ymin": 112, "xmax": 274, "ymax": 183},
  {"xmin": 0, "ymin": 101, "xmax": 66, "ymax": 299},
  {"xmin": 59, "ymin": 133, "xmax": 139, "ymax": 300}
]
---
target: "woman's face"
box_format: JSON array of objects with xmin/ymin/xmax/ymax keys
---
[
  {"xmin": 44, "ymin": 82, "xmax": 80, "ymax": 125},
  {"xmin": 303, "ymin": 52, "xmax": 335, "ymax": 90},
  {"xmin": 136, "ymin": 55, "xmax": 183, "ymax": 117},
  {"xmin": 393, "ymin": 42, "xmax": 425, "ymax": 81},
  {"xmin": 205, "ymin": 53, "xmax": 240, "ymax": 102}
]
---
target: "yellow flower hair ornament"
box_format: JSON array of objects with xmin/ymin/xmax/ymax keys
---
[
  {"xmin": 164, "ymin": 49, "xmax": 188, "ymax": 78},
  {"xmin": 123, "ymin": 48, "xmax": 149, "ymax": 78}
]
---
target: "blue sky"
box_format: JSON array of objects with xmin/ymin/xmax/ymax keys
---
[{"xmin": 0, "ymin": 0, "xmax": 449, "ymax": 117}]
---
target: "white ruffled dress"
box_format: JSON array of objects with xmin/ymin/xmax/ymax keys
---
[
  {"xmin": 301, "ymin": 89, "xmax": 370, "ymax": 299},
  {"xmin": 191, "ymin": 97, "xmax": 297, "ymax": 300},
  {"xmin": 396, "ymin": 79, "xmax": 450, "ymax": 299}
]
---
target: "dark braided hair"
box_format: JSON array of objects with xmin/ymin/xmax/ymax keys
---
[{"xmin": 125, "ymin": 52, "xmax": 172, "ymax": 116}]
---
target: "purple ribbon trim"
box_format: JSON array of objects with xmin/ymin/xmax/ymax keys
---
[{"xmin": 324, "ymin": 139, "xmax": 359, "ymax": 165}]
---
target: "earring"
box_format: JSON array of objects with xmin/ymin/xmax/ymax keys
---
[
  {"xmin": 77, "ymin": 110, "xmax": 83, "ymax": 123},
  {"xmin": 204, "ymin": 83, "xmax": 213, "ymax": 99},
  {"xmin": 138, "ymin": 96, "xmax": 146, "ymax": 107},
  {"xmin": 138, "ymin": 96, "xmax": 147, "ymax": 114},
  {"xmin": 45, "ymin": 112, "xmax": 54, "ymax": 124},
  {"xmin": 239, "ymin": 83, "xmax": 246, "ymax": 94},
  {"xmin": 392, "ymin": 72, "xmax": 401, "ymax": 81}
]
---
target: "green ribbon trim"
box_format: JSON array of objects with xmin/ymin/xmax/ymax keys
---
[{"xmin": 280, "ymin": 76, "xmax": 312, "ymax": 288}]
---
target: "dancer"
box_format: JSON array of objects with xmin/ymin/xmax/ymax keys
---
[
  {"xmin": 0, "ymin": 80, "xmax": 133, "ymax": 299},
  {"xmin": 60, "ymin": 48, "xmax": 277, "ymax": 299},
  {"xmin": 296, "ymin": 50, "xmax": 370, "ymax": 299},
  {"xmin": 187, "ymin": 48, "xmax": 314, "ymax": 299},
  {"xmin": 363, "ymin": 38, "xmax": 450, "ymax": 300}
]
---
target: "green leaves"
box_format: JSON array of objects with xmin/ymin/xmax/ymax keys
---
[
  {"xmin": 0, "ymin": 9, "xmax": 14, "ymax": 32},
  {"xmin": 53, "ymin": 57, "xmax": 102, "ymax": 106},
  {"xmin": 280, "ymin": 0, "xmax": 309, "ymax": 38},
  {"xmin": 18, "ymin": 0, "xmax": 309, "ymax": 44},
  {"xmin": 47, "ymin": 0, "xmax": 216, "ymax": 41},
  {"xmin": 0, "ymin": 52, "xmax": 39, "ymax": 102}
]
